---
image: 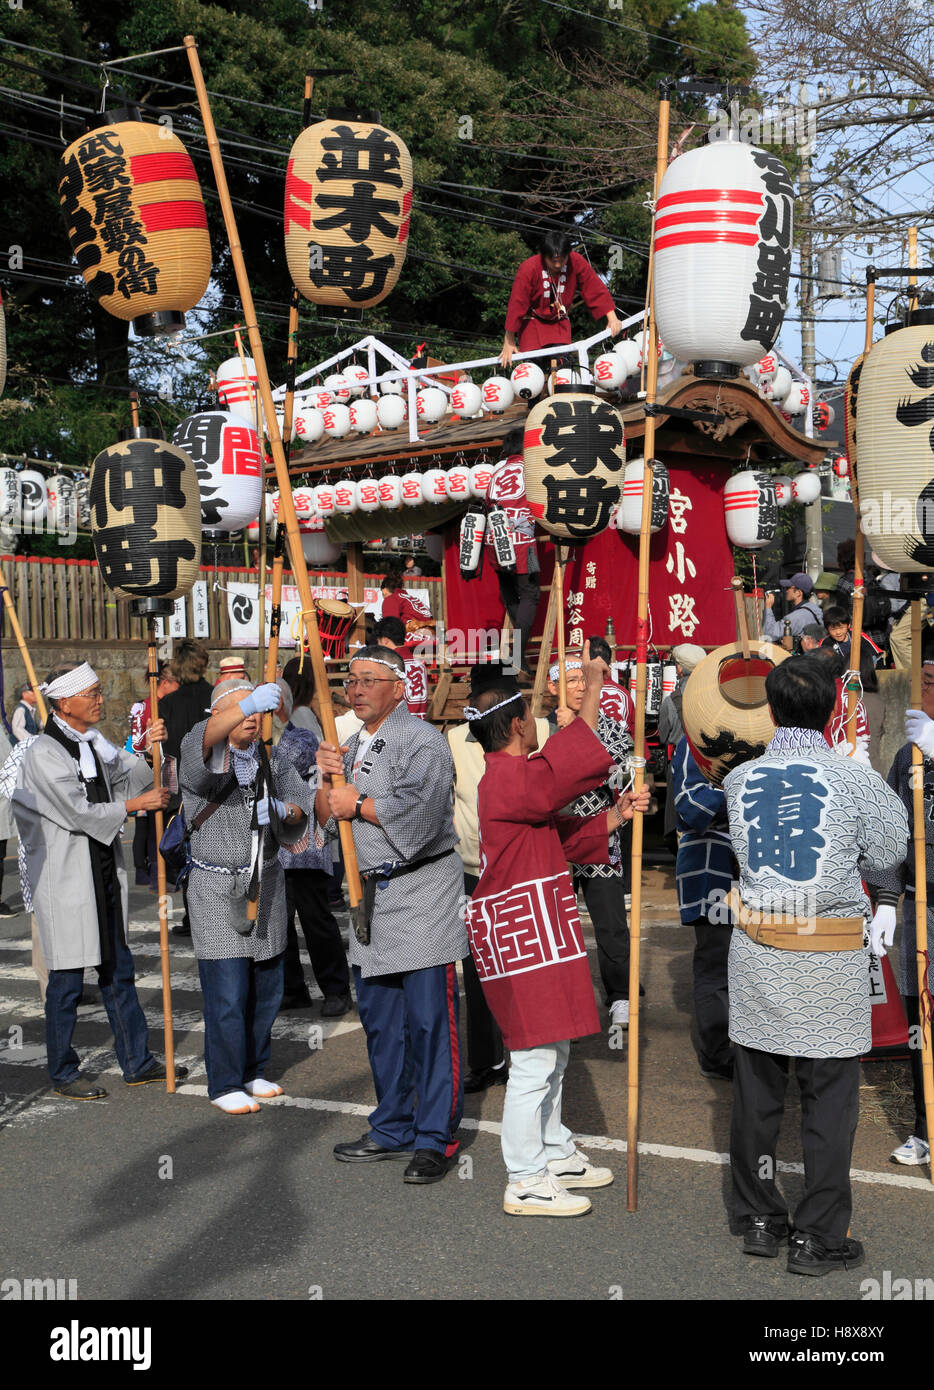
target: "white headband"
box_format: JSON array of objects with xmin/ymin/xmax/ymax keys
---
[
  {"xmin": 41, "ymin": 662, "xmax": 98, "ymax": 700},
  {"xmin": 209, "ymin": 681, "xmax": 255, "ymax": 710},
  {"xmin": 464, "ymin": 691, "xmax": 525, "ymax": 722},
  {"xmin": 548, "ymin": 659, "xmax": 582, "ymax": 683},
  {"xmin": 351, "ymin": 655, "xmax": 405, "ymax": 679}
]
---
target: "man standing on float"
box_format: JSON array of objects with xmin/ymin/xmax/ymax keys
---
[{"xmin": 499, "ymin": 232, "xmax": 622, "ymax": 368}]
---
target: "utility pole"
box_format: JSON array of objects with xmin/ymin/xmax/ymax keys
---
[{"xmin": 797, "ymin": 80, "xmax": 824, "ymax": 579}]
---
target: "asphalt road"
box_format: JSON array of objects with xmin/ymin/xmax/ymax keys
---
[{"xmin": 2, "ymin": 835, "xmax": 932, "ymax": 1309}]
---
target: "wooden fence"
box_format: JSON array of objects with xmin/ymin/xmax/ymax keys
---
[{"xmin": 0, "ymin": 554, "xmax": 443, "ymax": 647}]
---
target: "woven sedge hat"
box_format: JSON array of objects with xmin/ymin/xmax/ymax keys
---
[{"xmin": 681, "ymin": 639, "xmax": 789, "ymax": 787}]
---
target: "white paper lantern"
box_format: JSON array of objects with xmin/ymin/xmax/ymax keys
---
[
  {"xmin": 469, "ymin": 461, "xmax": 494, "ymax": 500},
  {"xmin": 754, "ymin": 352, "xmax": 778, "ymax": 383},
  {"xmin": 313, "ymin": 482, "xmax": 337, "ymax": 518},
  {"xmin": 593, "ymin": 352, "xmax": 627, "ymax": 391},
  {"xmin": 416, "ymin": 386, "xmax": 447, "ymax": 422},
  {"xmin": 216, "ymin": 355, "xmax": 258, "ymax": 422},
  {"xmin": 377, "ymin": 394, "xmax": 408, "ymax": 429},
  {"xmin": 420, "ymin": 468, "xmax": 449, "ymax": 505},
  {"xmin": 172, "ymin": 410, "xmax": 264, "ymax": 534},
  {"xmin": 322, "ymin": 403, "xmax": 351, "ymax": 438},
  {"xmin": 0, "ymin": 468, "xmax": 19, "ymax": 523},
  {"xmin": 510, "ymin": 361, "xmax": 546, "ymax": 400},
  {"xmin": 762, "ymin": 365, "xmax": 792, "ymax": 401},
  {"xmin": 378, "ymin": 475, "xmax": 403, "ymax": 509},
  {"xmin": 554, "ymin": 365, "xmax": 593, "ymax": 388},
  {"xmin": 662, "ymin": 662, "xmax": 678, "ymax": 698},
  {"xmin": 349, "ymin": 398, "xmax": 378, "ymax": 434},
  {"xmin": 246, "ymin": 493, "xmax": 276, "ymax": 542},
  {"xmin": 401, "ymin": 471, "xmax": 424, "ymax": 507},
  {"xmin": 459, "ymin": 511, "xmax": 486, "ymax": 574},
  {"xmin": 832, "ymin": 455, "xmax": 849, "ymax": 479},
  {"xmin": 613, "ymin": 339, "xmax": 641, "ymax": 377},
  {"xmin": 46, "ymin": 473, "xmax": 75, "ymax": 532},
  {"xmin": 293, "ymin": 405, "xmax": 324, "ymax": 445},
  {"xmin": 653, "ymin": 139, "xmax": 793, "ymax": 370},
  {"xmin": 380, "ymin": 375, "xmax": 404, "ymax": 395},
  {"xmin": 344, "ymin": 363, "xmax": 370, "ymax": 396},
  {"xmin": 481, "ymin": 376, "xmax": 514, "ymax": 412},
  {"xmin": 308, "ymin": 389, "xmax": 334, "ymax": 412},
  {"xmin": 792, "ymin": 471, "xmax": 821, "ymax": 504},
  {"xmin": 17, "ymin": 470, "xmax": 47, "ymax": 526},
  {"xmin": 723, "ymin": 470, "xmax": 778, "ymax": 548},
  {"xmin": 450, "ymin": 381, "xmax": 482, "ymax": 416},
  {"xmin": 355, "ymin": 477, "xmax": 381, "ymax": 512},
  {"xmin": 773, "ymin": 475, "xmax": 793, "ymax": 507},
  {"xmin": 618, "ymin": 458, "xmax": 668, "ymax": 534},
  {"xmin": 445, "ymin": 462, "xmax": 471, "ymax": 502},
  {"xmin": 332, "ymin": 478, "xmax": 357, "ymax": 514},
  {"xmin": 292, "ymin": 487, "xmax": 318, "ymax": 532},
  {"xmin": 323, "ymin": 373, "xmax": 351, "ymax": 403},
  {"xmin": 782, "ymin": 382, "xmax": 810, "ymax": 416},
  {"xmin": 301, "ymin": 531, "xmax": 341, "ymax": 566}
]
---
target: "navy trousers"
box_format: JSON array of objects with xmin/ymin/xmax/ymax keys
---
[
  {"xmin": 198, "ymin": 953, "xmax": 285, "ymax": 1100},
  {"xmin": 353, "ymin": 962, "xmax": 463, "ymax": 1156}
]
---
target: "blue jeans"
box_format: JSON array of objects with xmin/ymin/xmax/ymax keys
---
[
  {"xmin": 198, "ymin": 954, "xmax": 284, "ymax": 1100},
  {"xmin": 45, "ymin": 901, "xmax": 155, "ymax": 1085}
]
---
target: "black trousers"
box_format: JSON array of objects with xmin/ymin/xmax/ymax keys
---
[
  {"xmin": 730, "ymin": 1043, "xmax": 860, "ymax": 1245},
  {"xmin": 496, "ymin": 571, "xmax": 540, "ymax": 672},
  {"xmin": 463, "ymin": 872, "xmax": 505, "ymax": 1072},
  {"xmin": 579, "ymin": 873, "xmax": 629, "ymax": 1005},
  {"xmin": 905, "ymin": 995, "xmax": 927, "ymax": 1139},
  {"xmin": 283, "ymin": 868, "xmax": 351, "ymax": 1000},
  {"xmin": 688, "ymin": 918, "xmax": 732, "ymax": 1070}
]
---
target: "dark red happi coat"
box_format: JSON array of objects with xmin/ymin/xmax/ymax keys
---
[{"xmin": 468, "ymin": 719, "xmax": 613, "ymax": 1050}]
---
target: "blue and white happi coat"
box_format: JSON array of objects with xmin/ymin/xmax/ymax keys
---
[{"xmin": 723, "ymin": 726, "xmax": 909, "ymax": 1057}]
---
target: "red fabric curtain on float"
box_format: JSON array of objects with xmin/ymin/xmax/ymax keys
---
[{"xmin": 443, "ymin": 461, "xmax": 737, "ymax": 656}]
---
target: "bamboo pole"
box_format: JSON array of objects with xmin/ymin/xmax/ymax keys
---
[
  {"xmin": 146, "ymin": 617, "xmax": 176, "ymax": 1092},
  {"xmin": 184, "ymin": 35, "xmax": 364, "ymax": 925},
  {"xmin": 553, "ymin": 543, "xmax": 568, "ymax": 707},
  {"xmin": 910, "ymin": 599, "xmax": 934, "ymax": 1181},
  {"xmin": 0, "ymin": 560, "xmax": 47, "ymax": 723},
  {"xmin": 627, "ymin": 83, "xmax": 671, "ymax": 1212}
]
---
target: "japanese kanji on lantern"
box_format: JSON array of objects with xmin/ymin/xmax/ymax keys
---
[
  {"xmin": 171, "ymin": 411, "xmax": 264, "ymax": 535},
  {"xmin": 58, "ymin": 118, "xmax": 211, "ymax": 336},
  {"xmin": 617, "ymin": 458, "xmax": 669, "ymax": 534},
  {"xmin": 90, "ymin": 438, "xmax": 202, "ymax": 610},
  {"xmin": 723, "ymin": 470, "xmax": 778, "ymax": 549},
  {"xmin": 284, "ymin": 112, "xmax": 413, "ymax": 310},
  {"xmin": 523, "ymin": 391, "xmax": 625, "ymax": 539},
  {"xmin": 682, "ymin": 639, "xmax": 788, "ymax": 786},
  {"xmin": 653, "ymin": 136, "xmax": 793, "ymax": 375},
  {"xmin": 856, "ymin": 321, "xmax": 934, "ymax": 571}
]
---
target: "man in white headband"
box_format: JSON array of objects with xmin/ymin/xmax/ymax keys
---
[
  {"xmin": 315, "ymin": 645, "xmax": 467, "ymax": 1184},
  {"xmin": 12, "ymin": 662, "xmax": 184, "ymax": 1100}
]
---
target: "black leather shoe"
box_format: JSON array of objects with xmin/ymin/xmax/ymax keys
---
[
  {"xmin": 334, "ymin": 1134, "xmax": 413, "ymax": 1162},
  {"xmin": 172, "ymin": 920, "xmax": 191, "ymax": 937},
  {"xmin": 787, "ymin": 1234, "xmax": 865, "ymax": 1276},
  {"xmin": 463, "ymin": 1065, "xmax": 508, "ymax": 1093},
  {"xmin": 54, "ymin": 1078, "xmax": 107, "ymax": 1100},
  {"xmin": 279, "ymin": 990, "xmax": 314, "ymax": 1011},
  {"xmin": 125, "ymin": 1063, "xmax": 189, "ymax": 1087},
  {"xmin": 742, "ymin": 1215, "xmax": 790, "ymax": 1257},
  {"xmin": 403, "ymin": 1149, "xmax": 455, "ymax": 1184},
  {"xmin": 321, "ymin": 992, "xmax": 352, "ymax": 1018}
]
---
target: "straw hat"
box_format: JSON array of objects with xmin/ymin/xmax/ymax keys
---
[{"xmin": 682, "ymin": 640, "xmax": 788, "ymax": 786}]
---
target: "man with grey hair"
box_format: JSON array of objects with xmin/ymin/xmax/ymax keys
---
[
  {"xmin": 13, "ymin": 661, "xmax": 182, "ymax": 1100},
  {"xmin": 315, "ymin": 645, "xmax": 466, "ymax": 1184}
]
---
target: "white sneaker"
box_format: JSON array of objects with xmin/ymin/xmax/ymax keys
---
[
  {"xmin": 610, "ymin": 999, "xmax": 630, "ymax": 1029},
  {"xmin": 891, "ymin": 1134, "xmax": 930, "ymax": 1166},
  {"xmin": 547, "ymin": 1148, "xmax": 614, "ymax": 1189},
  {"xmin": 503, "ymin": 1172, "xmax": 592, "ymax": 1217}
]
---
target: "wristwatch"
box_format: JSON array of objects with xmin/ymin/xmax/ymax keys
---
[{"xmin": 353, "ymin": 792, "xmax": 367, "ymax": 821}]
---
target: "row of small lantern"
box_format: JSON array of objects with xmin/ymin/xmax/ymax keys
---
[{"xmin": 0, "ymin": 467, "xmax": 89, "ymax": 529}]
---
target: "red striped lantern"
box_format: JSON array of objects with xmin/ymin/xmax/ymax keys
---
[
  {"xmin": 284, "ymin": 112, "xmax": 413, "ymax": 310},
  {"xmin": 216, "ymin": 356, "xmax": 258, "ymax": 422},
  {"xmin": 723, "ymin": 470, "xmax": 778, "ymax": 548},
  {"xmin": 653, "ymin": 138, "xmax": 793, "ymax": 374},
  {"xmin": 617, "ymin": 457, "xmax": 669, "ymax": 534},
  {"xmin": 58, "ymin": 119, "xmax": 211, "ymax": 336}
]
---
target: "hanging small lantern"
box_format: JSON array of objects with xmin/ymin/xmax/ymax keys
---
[
  {"xmin": 628, "ymin": 654, "xmax": 663, "ymax": 718},
  {"xmin": 401, "ymin": 471, "xmax": 424, "ymax": 506},
  {"xmin": 723, "ymin": 470, "xmax": 778, "ymax": 549},
  {"xmin": 753, "ymin": 352, "xmax": 778, "ymax": 383},
  {"xmin": 349, "ymin": 398, "xmax": 378, "ymax": 434},
  {"xmin": 47, "ymin": 473, "xmax": 76, "ymax": 533},
  {"xmin": 216, "ymin": 356, "xmax": 258, "ymax": 422},
  {"xmin": 90, "ymin": 438, "xmax": 201, "ymax": 607},
  {"xmin": 469, "ymin": 460, "xmax": 494, "ymax": 500},
  {"xmin": 246, "ymin": 493, "xmax": 275, "ymax": 542},
  {"xmin": 662, "ymin": 661, "xmax": 678, "ymax": 698},
  {"xmin": 344, "ymin": 363, "xmax": 370, "ymax": 395},
  {"xmin": 58, "ymin": 119, "xmax": 211, "ymax": 336},
  {"xmin": 284, "ymin": 112, "xmax": 413, "ymax": 310},
  {"xmin": 481, "ymin": 376, "xmax": 515, "ymax": 413},
  {"xmin": 294, "ymin": 405, "xmax": 324, "ymax": 444},
  {"xmin": 523, "ymin": 392, "xmax": 625, "ymax": 539},
  {"xmin": 172, "ymin": 410, "xmax": 264, "ymax": 534},
  {"xmin": 292, "ymin": 487, "xmax": 317, "ymax": 530},
  {"xmin": 653, "ymin": 138, "xmax": 793, "ymax": 375},
  {"xmin": 510, "ymin": 361, "xmax": 546, "ymax": 400},
  {"xmin": 760, "ymin": 365, "xmax": 792, "ymax": 401},
  {"xmin": 832, "ymin": 455, "xmax": 849, "ymax": 479},
  {"xmin": 593, "ymin": 353, "xmax": 627, "ymax": 391},
  {"xmin": 324, "ymin": 373, "xmax": 351, "ymax": 403},
  {"xmin": 617, "ymin": 458, "xmax": 669, "ymax": 534},
  {"xmin": 792, "ymin": 471, "xmax": 821, "ymax": 504},
  {"xmin": 377, "ymin": 394, "xmax": 407, "ymax": 429},
  {"xmin": 416, "ymin": 386, "xmax": 447, "ymax": 422},
  {"xmin": 445, "ymin": 461, "xmax": 471, "ymax": 502},
  {"xmin": 322, "ymin": 403, "xmax": 352, "ymax": 438},
  {"xmin": 420, "ymin": 467, "xmax": 448, "ymax": 505},
  {"xmin": 814, "ymin": 400, "xmax": 835, "ymax": 432},
  {"xmin": 554, "ymin": 365, "xmax": 593, "ymax": 389},
  {"xmin": 613, "ymin": 339, "xmax": 641, "ymax": 377},
  {"xmin": 487, "ymin": 509, "xmax": 516, "ymax": 568},
  {"xmin": 782, "ymin": 381, "xmax": 810, "ymax": 416},
  {"xmin": 378, "ymin": 474, "xmax": 403, "ymax": 509},
  {"xmin": 333, "ymin": 478, "xmax": 357, "ymax": 515},
  {"xmin": 772, "ymin": 474, "xmax": 793, "ymax": 507},
  {"xmin": 450, "ymin": 381, "xmax": 482, "ymax": 416},
  {"xmin": 381, "ymin": 376, "xmax": 404, "ymax": 395},
  {"xmin": 682, "ymin": 640, "xmax": 788, "ymax": 786},
  {"xmin": 16, "ymin": 471, "xmax": 48, "ymax": 528},
  {"xmin": 301, "ymin": 520, "xmax": 342, "ymax": 567},
  {"xmin": 459, "ymin": 511, "xmax": 486, "ymax": 578},
  {"xmin": 312, "ymin": 482, "xmax": 337, "ymax": 517},
  {"xmin": 355, "ymin": 477, "xmax": 381, "ymax": 512},
  {"xmin": 308, "ymin": 388, "xmax": 334, "ymax": 412},
  {"xmin": 75, "ymin": 475, "xmax": 91, "ymax": 528}
]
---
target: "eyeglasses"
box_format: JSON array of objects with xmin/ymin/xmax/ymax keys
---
[
  {"xmin": 343, "ymin": 676, "xmax": 399, "ymax": 691},
  {"xmin": 564, "ymin": 674, "xmax": 586, "ymax": 687},
  {"xmin": 72, "ymin": 687, "xmax": 104, "ymax": 702}
]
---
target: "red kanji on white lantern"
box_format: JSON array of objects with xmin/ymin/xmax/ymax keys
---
[
  {"xmin": 355, "ymin": 478, "xmax": 381, "ymax": 512},
  {"xmin": 445, "ymin": 463, "xmax": 471, "ymax": 500},
  {"xmin": 401, "ymin": 471, "xmax": 424, "ymax": 506},
  {"xmin": 481, "ymin": 377, "xmax": 514, "ymax": 412},
  {"xmin": 510, "ymin": 361, "xmax": 545, "ymax": 400},
  {"xmin": 172, "ymin": 410, "xmax": 263, "ymax": 533},
  {"xmin": 450, "ymin": 381, "xmax": 482, "ymax": 415},
  {"xmin": 378, "ymin": 475, "xmax": 403, "ymax": 509}
]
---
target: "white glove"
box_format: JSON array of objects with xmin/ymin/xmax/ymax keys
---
[
  {"xmin": 906, "ymin": 708, "xmax": 934, "ymax": 759},
  {"xmin": 239, "ymin": 682, "xmax": 282, "ymax": 718},
  {"xmin": 256, "ymin": 796, "xmax": 286, "ymax": 826},
  {"xmin": 853, "ymin": 734, "xmax": 871, "ymax": 765},
  {"xmin": 869, "ymin": 903, "xmax": 897, "ymax": 958}
]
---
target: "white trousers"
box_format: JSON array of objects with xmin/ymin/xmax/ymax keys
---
[{"xmin": 501, "ymin": 1040, "xmax": 576, "ymax": 1180}]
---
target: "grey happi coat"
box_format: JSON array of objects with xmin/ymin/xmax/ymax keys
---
[{"xmin": 180, "ymin": 720, "xmax": 311, "ymax": 961}]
